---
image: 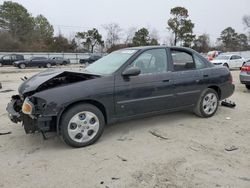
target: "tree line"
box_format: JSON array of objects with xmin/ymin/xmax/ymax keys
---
[{"xmin": 0, "ymin": 1, "xmax": 249, "ymax": 53}]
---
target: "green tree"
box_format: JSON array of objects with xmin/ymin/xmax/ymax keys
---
[
  {"xmin": 132, "ymin": 28, "xmax": 158, "ymax": 46},
  {"xmin": 167, "ymin": 6, "xmax": 195, "ymax": 46},
  {"xmin": 0, "ymin": 1, "xmax": 34, "ymax": 42},
  {"xmin": 237, "ymin": 33, "xmax": 249, "ymax": 51},
  {"xmin": 193, "ymin": 34, "xmax": 210, "ymax": 53},
  {"xmin": 218, "ymin": 27, "xmax": 239, "ymax": 51},
  {"xmin": 50, "ymin": 34, "xmax": 72, "ymax": 52},
  {"xmin": 76, "ymin": 28, "xmax": 104, "ymax": 53},
  {"xmin": 34, "ymin": 14, "xmax": 54, "ymax": 43}
]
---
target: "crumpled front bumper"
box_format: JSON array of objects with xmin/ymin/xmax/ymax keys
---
[
  {"xmin": 6, "ymin": 95, "xmax": 54, "ymax": 134},
  {"xmin": 6, "ymin": 97, "xmax": 22, "ymax": 123}
]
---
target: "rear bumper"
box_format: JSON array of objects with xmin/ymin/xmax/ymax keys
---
[
  {"xmin": 240, "ymin": 72, "xmax": 250, "ymax": 84},
  {"xmin": 220, "ymin": 83, "xmax": 235, "ymax": 100}
]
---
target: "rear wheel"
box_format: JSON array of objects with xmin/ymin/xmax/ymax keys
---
[
  {"xmin": 61, "ymin": 104, "xmax": 105, "ymax": 148},
  {"xmin": 246, "ymin": 85, "xmax": 250, "ymax": 90},
  {"xmin": 194, "ymin": 88, "xmax": 219, "ymax": 118},
  {"xmin": 19, "ymin": 64, "xmax": 26, "ymax": 69}
]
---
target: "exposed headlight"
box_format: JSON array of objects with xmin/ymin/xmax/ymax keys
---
[{"xmin": 22, "ymin": 98, "xmax": 34, "ymax": 115}]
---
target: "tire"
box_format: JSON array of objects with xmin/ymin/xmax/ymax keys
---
[
  {"xmin": 61, "ymin": 104, "xmax": 105, "ymax": 148},
  {"xmin": 0, "ymin": 62, "xmax": 2, "ymax": 67},
  {"xmin": 63, "ymin": 61, "xmax": 67, "ymax": 65},
  {"xmin": 194, "ymin": 88, "xmax": 219, "ymax": 118},
  {"xmin": 19, "ymin": 64, "xmax": 26, "ymax": 69},
  {"xmin": 223, "ymin": 63, "xmax": 229, "ymax": 69},
  {"xmin": 246, "ymin": 85, "xmax": 250, "ymax": 90},
  {"xmin": 46, "ymin": 63, "xmax": 51, "ymax": 68}
]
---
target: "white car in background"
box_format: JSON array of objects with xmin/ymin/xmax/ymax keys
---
[{"xmin": 211, "ymin": 54, "xmax": 246, "ymax": 69}]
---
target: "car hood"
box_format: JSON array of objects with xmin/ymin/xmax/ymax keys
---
[
  {"xmin": 18, "ymin": 68, "xmax": 101, "ymax": 95},
  {"xmin": 211, "ymin": 59, "xmax": 228, "ymax": 64}
]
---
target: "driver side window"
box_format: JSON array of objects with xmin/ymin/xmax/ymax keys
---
[{"xmin": 129, "ymin": 49, "xmax": 167, "ymax": 75}]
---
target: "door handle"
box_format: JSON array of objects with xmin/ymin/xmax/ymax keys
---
[
  {"xmin": 203, "ymin": 75, "xmax": 209, "ymax": 78},
  {"xmin": 162, "ymin": 79, "xmax": 170, "ymax": 83}
]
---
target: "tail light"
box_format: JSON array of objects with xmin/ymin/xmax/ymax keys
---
[{"xmin": 241, "ymin": 65, "xmax": 250, "ymax": 72}]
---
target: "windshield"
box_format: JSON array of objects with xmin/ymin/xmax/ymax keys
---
[
  {"xmin": 215, "ymin": 55, "xmax": 230, "ymax": 60},
  {"xmin": 85, "ymin": 49, "xmax": 137, "ymax": 75}
]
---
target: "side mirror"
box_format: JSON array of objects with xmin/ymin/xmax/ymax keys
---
[{"xmin": 122, "ymin": 67, "xmax": 141, "ymax": 77}]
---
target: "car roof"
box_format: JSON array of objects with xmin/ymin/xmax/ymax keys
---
[
  {"xmin": 124, "ymin": 46, "xmax": 193, "ymax": 51},
  {"xmin": 220, "ymin": 54, "xmax": 241, "ymax": 57}
]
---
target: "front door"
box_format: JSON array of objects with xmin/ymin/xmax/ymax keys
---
[{"xmin": 114, "ymin": 48, "xmax": 175, "ymax": 118}]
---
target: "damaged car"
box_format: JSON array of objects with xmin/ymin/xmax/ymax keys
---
[{"xmin": 6, "ymin": 46, "xmax": 235, "ymax": 147}]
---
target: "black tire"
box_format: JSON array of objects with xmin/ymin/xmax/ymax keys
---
[
  {"xmin": 19, "ymin": 64, "xmax": 26, "ymax": 69},
  {"xmin": 61, "ymin": 103, "xmax": 105, "ymax": 148},
  {"xmin": 223, "ymin": 63, "xmax": 229, "ymax": 69},
  {"xmin": 62, "ymin": 61, "xmax": 67, "ymax": 65},
  {"xmin": 0, "ymin": 62, "xmax": 2, "ymax": 67},
  {"xmin": 194, "ymin": 88, "xmax": 219, "ymax": 118},
  {"xmin": 246, "ymin": 85, "xmax": 250, "ymax": 90}
]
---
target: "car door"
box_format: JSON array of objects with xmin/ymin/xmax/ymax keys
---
[
  {"xmin": 229, "ymin": 55, "xmax": 238, "ymax": 68},
  {"xmin": 235, "ymin": 55, "xmax": 244, "ymax": 67},
  {"xmin": 114, "ymin": 48, "xmax": 175, "ymax": 118},
  {"xmin": 170, "ymin": 49, "xmax": 203, "ymax": 107}
]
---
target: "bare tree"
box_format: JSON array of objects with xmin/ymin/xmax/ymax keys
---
[
  {"xmin": 103, "ymin": 23, "xmax": 122, "ymax": 48},
  {"xmin": 124, "ymin": 27, "xmax": 137, "ymax": 44},
  {"xmin": 243, "ymin": 15, "xmax": 250, "ymax": 28}
]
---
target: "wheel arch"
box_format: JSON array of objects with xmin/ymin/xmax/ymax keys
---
[
  {"xmin": 57, "ymin": 99, "xmax": 107, "ymax": 133},
  {"xmin": 207, "ymin": 85, "xmax": 221, "ymax": 100}
]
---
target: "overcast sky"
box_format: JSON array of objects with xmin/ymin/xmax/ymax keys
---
[{"xmin": 1, "ymin": 0, "xmax": 249, "ymax": 44}]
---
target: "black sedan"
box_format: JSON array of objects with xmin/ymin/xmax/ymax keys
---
[
  {"xmin": 79, "ymin": 54, "xmax": 102, "ymax": 65},
  {"xmin": 50, "ymin": 57, "xmax": 70, "ymax": 65},
  {"xmin": 7, "ymin": 46, "xmax": 234, "ymax": 147},
  {"xmin": 13, "ymin": 57, "xmax": 56, "ymax": 69}
]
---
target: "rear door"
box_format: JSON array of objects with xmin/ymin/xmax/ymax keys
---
[
  {"xmin": 170, "ymin": 49, "xmax": 203, "ymax": 107},
  {"xmin": 114, "ymin": 48, "xmax": 175, "ymax": 117}
]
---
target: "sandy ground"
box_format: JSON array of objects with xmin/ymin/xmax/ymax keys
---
[{"xmin": 0, "ymin": 67, "xmax": 250, "ymax": 188}]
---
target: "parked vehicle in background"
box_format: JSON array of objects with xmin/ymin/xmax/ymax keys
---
[
  {"xmin": 50, "ymin": 57, "xmax": 70, "ymax": 65},
  {"xmin": 79, "ymin": 54, "xmax": 102, "ymax": 65},
  {"xmin": 207, "ymin": 51, "xmax": 222, "ymax": 61},
  {"xmin": 13, "ymin": 57, "xmax": 56, "ymax": 69},
  {"xmin": 240, "ymin": 60, "xmax": 250, "ymax": 90},
  {"xmin": 211, "ymin": 54, "xmax": 245, "ymax": 69},
  {"xmin": 0, "ymin": 54, "xmax": 24, "ymax": 66},
  {"xmin": 6, "ymin": 46, "xmax": 234, "ymax": 147}
]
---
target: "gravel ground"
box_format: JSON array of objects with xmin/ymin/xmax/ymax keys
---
[{"xmin": 0, "ymin": 67, "xmax": 250, "ymax": 188}]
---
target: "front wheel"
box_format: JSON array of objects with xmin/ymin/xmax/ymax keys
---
[
  {"xmin": 246, "ymin": 85, "xmax": 250, "ymax": 90},
  {"xmin": 61, "ymin": 104, "xmax": 105, "ymax": 148},
  {"xmin": 194, "ymin": 88, "xmax": 219, "ymax": 118},
  {"xmin": 19, "ymin": 64, "xmax": 26, "ymax": 69},
  {"xmin": 46, "ymin": 63, "xmax": 51, "ymax": 68}
]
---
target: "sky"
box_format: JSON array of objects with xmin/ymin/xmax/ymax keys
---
[{"xmin": 0, "ymin": 0, "xmax": 250, "ymax": 44}]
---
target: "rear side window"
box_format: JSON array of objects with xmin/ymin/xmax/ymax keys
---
[
  {"xmin": 171, "ymin": 50, "xmax": 195, "ymax": 71},
  {"xmin": 2, "ymin": 55, "xmax": 11, "ymax": 60},
  {"xmin": 194, "ymin": 55, "xmax": 207, "ymax": 69}
]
